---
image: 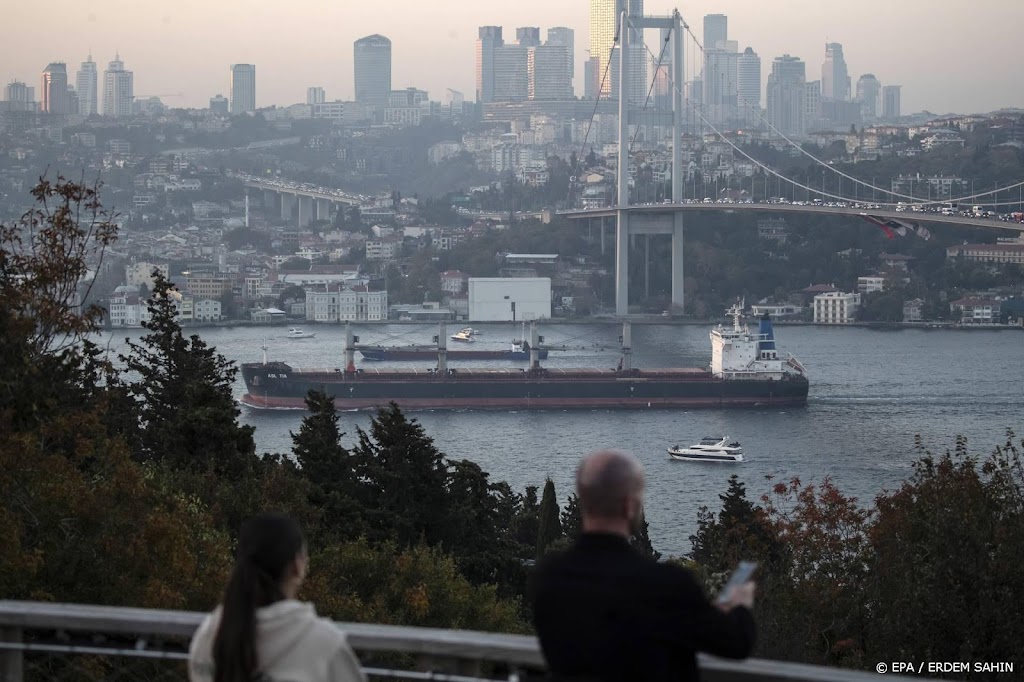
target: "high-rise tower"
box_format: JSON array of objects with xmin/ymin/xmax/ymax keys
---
[
  {"xmin": 476, "ymin": 26, "xmax": 504, "ymax": 103},
  {"xmin": 545, "ymin": 27, "xmax": 575, "ymax": 95},
  {"xmin": 229, "ymin": 64, "xmax": 256, "ymax": 114},
  {"xmin": 737, "ymin": 47, "xmax": 762, "ymax": 124},
  {"xmin": 354, "ymin": 35, "xmax": 392, "ymax": 107},
  {"xmin": 821, "ymin": 42, "xmax": 851, "ymax": 101},
  {"xmin": 882, "ymin": 85, "xmax": 901, "ymax": 120},
  {"xmin": 703, "ymin": 14, "xmax": 728, "ymax": 50},
  {"xmin": 766, "ymin": 55, "xmax": 806, "ymax": 136},
  {"xmin": 590, "ymin": 0, "xmax": 645, "ymax": 102},
  {"xmin": 102, "ymin": 54, "xmax": 134, "ymax": 117},
  {"xmin": 40, "ymin": 62, "xmax": 68, "ymax": 114},
  {"xmin": 76, "ymin": 54, "xmax": 98, "ymax": 116},
  {"xmin": 856, "ymin": 73, "xmax": 881, "ymax": 119}
]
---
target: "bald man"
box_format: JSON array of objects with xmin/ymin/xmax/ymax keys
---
[{"xmin": 531, "ymin": 450, "xmax": 756, "ymax": 681}]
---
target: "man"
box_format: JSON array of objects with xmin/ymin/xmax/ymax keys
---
[{"xmin": 532, "ymin": 450, "xmax": 756, "ymax": 681}]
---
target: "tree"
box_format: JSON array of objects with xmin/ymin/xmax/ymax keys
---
[
  {"xmin": 629, "ymin": 507, "xmax": 661, "ymax": 560},
  {"xmin": 121, "ymin": 272, "xmax": 257, "ymax": 480},
  {"xmin": 536, "ymin": 478, "xmax": 563, "ymax": 557},
  {"xmin": 291, "ymin": 389, "xmax": 362, "ymax": 538},
  {"xmin": 561, "ymin": 493, "xmax": 582, "ymax": 541},
  {"xmin": 352, "ymin": 402, "xmax": 450, "ymax": 547}
]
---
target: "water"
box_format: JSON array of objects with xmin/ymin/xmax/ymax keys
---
[{"xmin": 96, "ymin": 323, "xmax": 1024, "ymax": 557}]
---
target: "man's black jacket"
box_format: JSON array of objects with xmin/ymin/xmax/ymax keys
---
[{"xmin": 531, "ymin": 533, "xmax": 756, "ymax": 681}]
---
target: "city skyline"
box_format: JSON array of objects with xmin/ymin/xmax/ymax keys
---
[{"xmin": 2, "ymin": 0, "xmax": 1022, "ymax": 113}]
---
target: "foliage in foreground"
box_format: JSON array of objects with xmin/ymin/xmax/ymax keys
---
[{"xmin": 690, "ymin": 433, "xmax": 1024, "ymax": 679}]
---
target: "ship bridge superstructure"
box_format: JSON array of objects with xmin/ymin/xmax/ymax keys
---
[{"xmin": 710, "ymin": 303, "xmax": 805, "ymax": 380}]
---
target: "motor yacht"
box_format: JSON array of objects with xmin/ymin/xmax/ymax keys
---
[{"xmin": 667, "ymin": 437, "xmax": 744, "ymax": 463}]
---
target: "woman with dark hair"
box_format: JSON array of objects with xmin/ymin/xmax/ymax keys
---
[{"xmin": 189, "ymin": 513, "xmax": 365, "ymax": 682}]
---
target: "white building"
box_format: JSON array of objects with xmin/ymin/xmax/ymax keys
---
[
  {"xmin": 76, "ymin": 54, "xmax": 98, "ymax": 116},
  {"xmin": 365, "ymin": 237, "xmax": 401, "ymax": 261},
  {"xmin": 857, "ymin": 275, "xmax": 886, "ymax": 294},
  {"xmin": 468, "ymin": 277, "xmax": 551, "ymax": 321},
  {"xmin": 306, "ymin": 288, "xmax": 388, "ymax": 322},
  {"xmin": 102, "ymin": 54, "xmax": 134, "ymax": 118},
  {"xmin": 528, "ymin": 45, "xmax": 572, "ymax": 100},
  {"xmin": 813, "ymin": 291, "xmax": 860, "ymax": 324}
]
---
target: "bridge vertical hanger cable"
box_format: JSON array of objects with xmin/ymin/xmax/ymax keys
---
[
  {"xmin": 675, "ymin": 16, "xmax": 1024, "ymax": 207},
  {"xmin": 633, "ymin": 31, "xmax": 913, "ymax": 204},
  {"xmin": 566, "ymin": 34, "xmax": 620, "ymax": 208}
]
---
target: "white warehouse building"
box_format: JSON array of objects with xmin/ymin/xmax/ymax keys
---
[{"xmin": 468, "ymin": 277, "xmax": 551, "ymax": 321}]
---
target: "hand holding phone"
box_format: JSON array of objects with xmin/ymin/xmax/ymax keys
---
[{"xmin": 716, "ymin": 561, "xmax": 758, "ymax": 606}]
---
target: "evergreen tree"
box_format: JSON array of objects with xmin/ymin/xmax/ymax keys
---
[
  {"xmin": 291, "ymin": 389, "xmax": 362, "ymax": 538},
  {"xmin": 511, "ymin": 485, "xmax": 541, "ymax": 550},
  {"xmin": 630, "ymin": 507, "xmax": 661, "ymax": 561},
  {"xmin": 121, "ymin": 272, "xmax": 257, "ymax": 479},
  {"xmin": 536, "ymin": 478, "xmax": 563, "ymax": 557},
  {"xmin": 352, "ymin": 402, "xmax": 449, "ymax": 547},
  {"xmin": 561, "ymin": 493, "xmax": 582, "ymax": 542}
]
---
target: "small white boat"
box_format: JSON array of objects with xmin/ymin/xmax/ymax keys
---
[
  {"xmin": 450, "ymin": 330, "xmax": 475, "ymax": 343},
  {"xmin": 668, "ymin": 437, "xmax": 744, "ymax": 463},
  {"xmin": 286, "ymin": 327, "xmax": 316, "ymax": 339},
  {"xmin": 460, "ymin": 327, "xmax": 483, "ymax": 336}
]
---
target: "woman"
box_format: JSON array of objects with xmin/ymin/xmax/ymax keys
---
[{"xmin": 189, "ymin": 513, "xmax": 365, "ymax": 682}]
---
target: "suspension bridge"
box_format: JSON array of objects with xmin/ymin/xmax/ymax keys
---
[{"xmin": 562, "ymin": 3, "xmax": 1024, "ymax": 316}]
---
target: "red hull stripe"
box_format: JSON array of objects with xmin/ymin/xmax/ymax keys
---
[{"xmin": 240, "ymin": 394, "xmax": 807, "ymax": 411}]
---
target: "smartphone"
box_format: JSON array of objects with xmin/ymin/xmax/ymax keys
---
[{"xmin": 716, "ymin": 561, "xmax": 758, "ymax": 604}]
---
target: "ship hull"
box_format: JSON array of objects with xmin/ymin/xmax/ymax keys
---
[
  {"xmin": 359, "ymin": 348, "xmax": 548, "ymax": 361},
  {"xmin": 240, "ymin": 363, "xmax": 809, "ymax": 411}
]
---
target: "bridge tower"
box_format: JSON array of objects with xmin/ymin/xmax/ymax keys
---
[{"xmin": 615, "ymin": 7, "xmax": 686, "ymax": 316}]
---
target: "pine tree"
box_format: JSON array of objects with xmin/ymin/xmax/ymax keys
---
[
  {"xmin": 536, "ymin": 478, "xmax": 563, "ymax": 557},
  {"xmin": 352, "ymin": 402, "xmax": 449, "ymax": 547},
  {"xmin": 121, "ymin": 272, "xmax": 256, "ymax": 478},
  {"xmin": 291, "ymin": 389, "xmax": 362, "ymax": 538},
  {"xmin": 561, "ymin": 493, "xmax": 582, "ymax": 542},
  {"xmin": 630, "ymin": 507, "xmax": 661, "ymax": 561}
]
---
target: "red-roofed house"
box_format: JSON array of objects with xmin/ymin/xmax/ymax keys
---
[{"xmin": 950, "ymin": 297, "xmax": 1001, "ymax": 324}]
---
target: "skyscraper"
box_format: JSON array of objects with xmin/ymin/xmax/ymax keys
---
[
  {"xmin": 703, "ymin": 14, "xmax": 728, "ymax": 50},
  {"xmin": 882, "ymin": 85, "xmax": 901, "ymax": 120},
  {"xmin": 856, "ymin": 73, "xmax": 881, "ymax": 119},
  {"xmin": 40, "ymin": 62, "xmax": 68, "ymax": 114},
  {"xmin": 703, "ymin": 40, "xmax": 739, "ymax": 125},
  {"xmin": 583, "ymin": 52, "xmax": 600, "ymax": 99},
  {"xmin": 76, "ymin": 54, "xmax": 98, "ymax": 116},
  {"xmin": 229, "ymin": 64, "xmax": 256, "ymax": 114},
  {"xmin": 476, "ymin": 26, "xmax": 503, "ymax": 103},
  {"xmin": 102, "ymin": 54, "xmax": 134, "ymax": 118},
  {"xmin": 4, "ymin": 81, "xmax": 35, "ymax": 112},
  {"xmin": 493, "ymin": 44, "xmax": 529, "ymax": 102},
  {"xmin": 590, "ymin": 0, "xmax": 645, "ymax": 102},
  {"xmin": 766, "ymin": 55, "xmax": 806, "ymax": 136},
  {"xmin": 546, "ymin": 27, "xmax": 575, "ymax": 95},
  {"xmin": 354, "ymin": 35, "xmax": 392, "ymax": 107},
  {"xmin": 804, "ymin": 80, "xmax": 822, "ymax": 131},
  {"xmin": 307, "ymin": 87, "xmax": 326, "ymax": 105},
  {"xmin": 528, "ymin": 45, "xmax": 572, "ymax": 100},
  {"xmin": 821, "ymin": 42, "xmax": 851, "ymax": 101},
  {"xmin": 737, "ymin": 47, "xmax": 762, "ymax": 124}
]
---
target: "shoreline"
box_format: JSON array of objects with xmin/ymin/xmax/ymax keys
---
[{"xmin": 103, "ymin": 318, "xmax": 1024, "ymax": 331}]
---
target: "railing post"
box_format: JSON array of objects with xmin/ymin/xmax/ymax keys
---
[{"xmin": 0, "ymin": 626, "xmax": 23, "ymax": 682}]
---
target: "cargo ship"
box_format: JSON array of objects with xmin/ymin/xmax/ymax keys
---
[{"xmin": 240, "ymin": 308, "xmax": 808, "ymax": 410}]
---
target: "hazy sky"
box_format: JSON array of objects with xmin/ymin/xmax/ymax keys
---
[{"xmin": 3, "ymin": 0, "xmax": 1021, "ymax": 114}]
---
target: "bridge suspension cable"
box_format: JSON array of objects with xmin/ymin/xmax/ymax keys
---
[
  {"xmin": 664, "ymin": 15, "xmax": 1024, "ymax": 208},
  {"xmin": 567, "ymin": 33, "xmax": 620, "ymax": 208}
]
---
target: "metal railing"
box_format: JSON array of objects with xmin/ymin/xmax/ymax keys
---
[{"xmin": 0, "ymin": 600, "xmax": 928, "ymax": 682}]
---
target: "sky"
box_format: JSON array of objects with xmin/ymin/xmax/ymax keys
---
[{"xmin": 3, "ymin": 0, "xmax": 1022, "ymax": 114}]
